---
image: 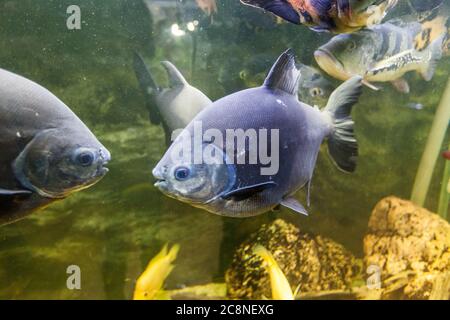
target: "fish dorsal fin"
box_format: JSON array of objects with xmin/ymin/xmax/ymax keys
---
[
  {"xmin": 161, "ymin": 61, "xmax": 189, "ymax": 87},
  {"xmin": 263, "ymin": 49, "xmax": 300, "ymax": 96}
]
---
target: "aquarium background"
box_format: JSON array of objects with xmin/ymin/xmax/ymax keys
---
[{"xmin": 0, "ymin": 0, "xmax": 448, "ymax": 299}]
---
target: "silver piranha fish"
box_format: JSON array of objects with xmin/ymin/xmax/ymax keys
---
[
  {"xmin": 0, "ymin": 69, "xmax": 110, "ymax": 225},
  {"xmin": 240, "ymin": 0, "xmax": 399, "ymax": 33},
  {"xmin": 314, "ymin": 21, "xmax": 445, "ymax": 93},
  {"xmin": 152, "ymin": 49, "xmax": 363, "ymax": 218},
  {"xmin": 133, "ymin": 53, "xmax": 213, "ymax": 145}
]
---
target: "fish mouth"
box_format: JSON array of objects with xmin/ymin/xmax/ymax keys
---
[{"xmin": 314, "ymin": 48, "xmax": 350, "ymax": 81}]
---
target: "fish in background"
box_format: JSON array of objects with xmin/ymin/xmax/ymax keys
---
[
  {"xmin": 153, "ymin": 49, "xmax": 363, "ymax": 217},
  {"xmin": 0, "ymin": 69, "xmax": 111, "ymax": 226},
  {"xmin": 240, "ymin": 0, "xmax": 399, "ymax": 33},
  {"xmin": 133, "ymin": 244, "xmax": 180, "ymax": 300},
  {"xmin": 238, "ymin": 56, "xmax": 334, "ymax": 107},
  {"xmin": 298, "ymin": 64, "xmax": 335, "ymax": 108},
  {"xmin": 133, "ymin": 53, "xmax": 212, "ymax": 145},
  {"xmin": 443, "ymin": 151, "xmax": 450, "ymax": 161},
  {"xmin": 314, "ymin": 21, "xmax": 445, "ymax": 93},
  {"xmin": 253, "ymin": 245, "xmax": 295, "ymax": 300},
  {"xmin": 195, "ymin": 0, "xmax": 217, "ymax": 16}
]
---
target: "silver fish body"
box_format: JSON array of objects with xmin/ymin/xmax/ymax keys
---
[
  {"xmin": 0, "ymin": 69, "xmax": 110, "ymax": 225},
  {"xmin": 153, "ymin": 50, "xmax": 363, "ymax": 218}
]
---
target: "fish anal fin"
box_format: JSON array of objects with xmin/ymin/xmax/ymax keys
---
[{"xmin": 280, "ymin": 197, "xmax": 309, "ymax": 216}]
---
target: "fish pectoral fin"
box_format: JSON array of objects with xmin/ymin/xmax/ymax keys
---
[
  {"xmin": 361, "ymin": 79, "xmax": 380, "ymax": 91},
  {"xmin": 221, "ymin": 181, "xmax": 277, "ymax": 201},
  {"xmin": 391, "ymin": 78, "xmax": 410, "ymax": 94},
  {"xmin": 0, "ymin": 188, "xmax": 32, "ymax": 197},
  {"xmin": 280, "ymin": 197, "xmax": 309, "ymax": 216}
]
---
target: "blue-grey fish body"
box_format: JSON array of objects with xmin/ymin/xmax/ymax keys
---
[
  {"xmin": 133, "ymin": 54, "xmax": 212, "ymax": 144},
  {"xmin": 0, "ymin": 69, "xmax": 110, "ymax": 225},
  {"xmin": 153, "ymin": 50, "xmax": 363, "ymax": 217}
]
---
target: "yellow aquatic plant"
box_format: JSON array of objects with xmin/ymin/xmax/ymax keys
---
[
  {"xmin": 133, "ymin": 243, "xmax": 180, "ymax": 300},
  {"xmin": 253, "ymin": 245, "xmax": 295, "ymax": 300}
]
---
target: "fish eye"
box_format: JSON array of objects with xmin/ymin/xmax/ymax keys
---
[
  {"xmin": 75, "ymin": 150, "xmax": 95, "ymax": 167},
  {"xmin": 347, "ymin": 41, "xmax": 356, "ymax": 51},
  {"xmin": 239, "ymin": 71, "xmax": 247, "ymax": 80},
  {"xmin": 174, "ymin": 166, "xmax": 191, "ymax": 181},
  {"xmin": 310, "ymin": 87, "xmax": 323, "ymax": 97}
]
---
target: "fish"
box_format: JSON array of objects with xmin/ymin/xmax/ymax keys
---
[
  {"xmin": 240, "ymin": 0, "xmax": 399, "ymax": 33},
  {"xmin": 239, "ymin": 57, "xmax": 334, "ymax": 107},
  {"xmin": 404, "ymin": 102, "xmax": 424, "ymax": 110},
  {"xmin": 253, "ymin": 244, "xmax": 295, "ymax": 300},
  {"xmin": 298, "ymin": 64, "xmax": 335, "ymax": 107},
  {"xmin": 195, "ymin": 0, "xmax": 217, "ymax": 16},
  {"xmin": 133, "ymin": 53, "xmax": 212, "ymax": 145},
  {"xmin": 0, "ymin": 69, "xmax": 110, "ymax": 226},
  {"xmin": 314, "ymin": 22, "xmax": 445, "ymax": 93},
  {"xmin": 152, "ymin": 49, "xmax": 363, "ymax": 217},
  {"xmin": 443, "ymin": 151, "xmax": 450, "ymax": 160},
  {"xmin": 133, "ymin": 243, "xmax": 180, "ymax": 300}
]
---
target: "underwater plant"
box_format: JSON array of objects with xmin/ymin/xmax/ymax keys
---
[
  {"xmin": 411, "ymin": 77, "xmax": 450, "ymax": 219},
  {"xmin": 438, "ymin": 141, "xmax": 450, "ymax": 220}
]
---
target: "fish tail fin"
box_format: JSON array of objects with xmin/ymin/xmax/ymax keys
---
[
  {"xmin": 323, "ymin": 76, "xmax": 363, "ymax": 173},
  {"xmin": 133, "ymin": 52, "xmax": 162, "ymax": 125},
  {"xmin": 253, "ymin": 244, "xmax": 276, "ymax": 267},
  {"xmin": 420, "ymin": 35, "xmax": 444, "ymax": 81}
]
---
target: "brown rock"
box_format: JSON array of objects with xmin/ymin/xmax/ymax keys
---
[
  {"xmin": 363, "ymin": 197, "xmax": 450, "ymax": 299},
  {"xmin": 225, "ymin": 219, "xmax": 358, "ymax": 299}
]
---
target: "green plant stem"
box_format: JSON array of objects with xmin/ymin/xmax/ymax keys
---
[
  {"xmin": 437, "ymin": 144, "xmax": 450, "ymax": 219},
  {"xmin": 411, "ymin": 77, "xmax": 450, "ymax": 208}
]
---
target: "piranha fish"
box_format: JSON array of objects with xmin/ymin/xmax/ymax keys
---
[
  {"xmin": 0, "ymin": 69, "xmax": 110, "ymax": 226},
  {"xmin": 133, "ymin": 243, "xmax": 180, "ymax": 300},
  {"xmin": 196, "ymin": 0, "xmax": 217, "ymax": 16},
  {"xmin": 253, "ymin": 244, "xmax": 295, "ymax": 300},
  {"xmin": 298, "ymin": 64, "xmax": 335, "ymax": 107},
  {"xmin": 152, "ymin": 49, "xmax": 363, "ymax": 217},
  {"xmin": 240, "ymin": 0, "xmax": 399, "ymax": 33},
  {"xmin": 133, "ymin": 53, "xmax": 212, "ymax": 145},
  {"xmin": 314, "ymin": 22, "xmax": 445, "ymax": 93}
]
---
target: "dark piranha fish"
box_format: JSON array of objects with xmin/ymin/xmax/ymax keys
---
[
  {"xmin": 152, "ymin": 49, "xmax": 363, "ymax": 217},
  {"xmin": 240, "ymin": 0, "xmax": 399, "ymax": 33},
  {"xmin": 0, "ymin": 69, "xmax": 111, "ymax": 225}
]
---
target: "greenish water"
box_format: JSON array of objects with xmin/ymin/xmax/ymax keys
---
[{"xmin": 0, "ymin": 0, "xmax": 449, "ymax": 299}]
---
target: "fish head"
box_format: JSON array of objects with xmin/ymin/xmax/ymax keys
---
[
  {"xmin": 13, "ymin": 128, "xmax": 111, "ymax": 199},
  {"xmin": 298, "ymin": 64, "xmax": 334, "ymax": 106},
  {"xmin": 152, "ymin": 136, "xmax": 236, "ymax": 206},
  {"xmin": 314, "ymin": 31, "xmax": 377, "ymax": 80}
]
